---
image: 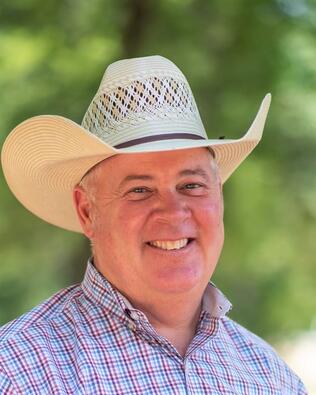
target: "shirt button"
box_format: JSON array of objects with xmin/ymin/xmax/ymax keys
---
[
  {"xmin": 126, "ymin": 309, "xmax": 139, "ymax": 321},
  {"xmin": 130, "ymin": 311, "xmax": 139, "ymax": 320},
  {"xmin": 127, "ymin": 322, "xmax": 137, "ymax": 331}
]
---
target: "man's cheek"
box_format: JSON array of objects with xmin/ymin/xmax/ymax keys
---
[{"xmin": 201, "ymin": 203, "xmax": 223, "ymax": 224}]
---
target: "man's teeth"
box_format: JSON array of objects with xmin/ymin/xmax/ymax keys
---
[{"xmin": 149, "ymin": 239, "xmax": 189, "ymax": 250}]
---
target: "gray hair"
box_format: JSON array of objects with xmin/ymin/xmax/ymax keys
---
[{"xmin": 78, "ymin": 162, "xmax": 103, "ymax": 203}]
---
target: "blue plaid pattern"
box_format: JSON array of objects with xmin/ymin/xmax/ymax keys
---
[{"xmin": 0, "ymin": 261, "xmax": 307, "ymax": 394}]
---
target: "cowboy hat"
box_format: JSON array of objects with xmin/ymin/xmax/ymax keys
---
[{"xmin": 1, "ymin": 55, "xmax": 271, "ymax": 233}]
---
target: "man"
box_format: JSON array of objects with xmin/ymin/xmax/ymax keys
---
[{"xmin": 0, "ymin": 56, "xmax": 307, "ymax": 394}]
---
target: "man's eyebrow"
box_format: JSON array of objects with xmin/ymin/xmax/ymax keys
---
[
  {"xmin": 119, "ymin": 168, "xmax": 211, "ymax": 187},
  {"xmin": 178, "ymin": 168, "xmax": 211, "ymax": 180},
  {"xmin": 119, "ymin": 174, "xmax": 154, "ymax": 188}
]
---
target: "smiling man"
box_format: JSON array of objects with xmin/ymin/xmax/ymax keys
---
[{"xmin": 0, "ymin": 56, "xmax": 307, "ymax": 394}]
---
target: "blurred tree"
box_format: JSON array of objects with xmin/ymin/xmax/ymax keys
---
[{"xmin": 0, "ymin": 0, "xmax": 315, "ymax": 343}]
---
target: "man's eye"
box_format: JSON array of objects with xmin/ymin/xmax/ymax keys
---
[
  {"xmin": 130, "ymin": 187, "xmax": 149, "ymax": 193},
  {"xmin": 126, "ymin": 187, "xmax": 152, "ymax": 200},
  {"xmin": 184, "ymin": 183, "xmax": 201, "ymax": 189},
  {"xmin": 181, "ymin": 183, "xmax": 208, "ymax": 196}
]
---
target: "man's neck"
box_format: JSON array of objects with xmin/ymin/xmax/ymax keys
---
[
  {"xmin": 127, "ymin": 292, "xmax": 203, "ymax": 357},
  {"xmin": 92, "ymin": 257, "xmax": 206, "ymax": 357}
]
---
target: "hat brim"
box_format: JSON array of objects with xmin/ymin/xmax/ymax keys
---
[{"xmin": 1, "ymin": 94, "xmax": 271, "ymax": 233}]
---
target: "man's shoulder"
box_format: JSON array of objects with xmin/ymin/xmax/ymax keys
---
[
  {"xmin": 219, "ymin": 316, "xmax": 303, "ymax": 385},
  {"xmin": 220, "ymin": 316, "xmax": 275, "ymax": 350},
  {"xmin": 0, "ymin": 284, "xmax": 81, "ymax": 346},
  {"xmin": 219, "ymin": 316, "xmax": 284, "ymax": 362}
]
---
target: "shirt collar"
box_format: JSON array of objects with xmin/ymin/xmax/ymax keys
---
[{"xmin": 81, "ymin": 258, "xmax": 232, "ymax": 320}]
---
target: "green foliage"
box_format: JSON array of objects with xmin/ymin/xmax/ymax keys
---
[{"xmin": 0, "ymin": 0, "xmax": 315, "ymax": 342}]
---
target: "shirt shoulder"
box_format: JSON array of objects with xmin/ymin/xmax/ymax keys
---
[
  {"xmin": 0, "ymin": 284, "xmax": 80, "ymax": 345},
  {"xmin": 220, "ymin": 316, "xmax": 276, "ymax": 351},
  {"xmin": 219, "ymin": 316, "xmax": 285, "ymax": 366},
  {"xmin": 218, "ymin": 317, "xmax": 307, "ymax": 394}
]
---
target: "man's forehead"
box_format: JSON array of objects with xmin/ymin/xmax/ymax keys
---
[
  {"xmin": 100, "ymin": 148, "xmax": 214, "ymax": 174},
  {"xmin": 80, "ymin": 147, "xmax": 217, "ymax": 189}
]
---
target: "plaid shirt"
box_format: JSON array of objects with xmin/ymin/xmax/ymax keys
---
[{"xmin": 0, "ymin": 260, "xmax": 307, "ymax": 394}]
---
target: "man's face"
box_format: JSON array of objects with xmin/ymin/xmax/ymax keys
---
[{"xmin": 75, "ymin": 148, "xmax": 224, "ymax": 301}]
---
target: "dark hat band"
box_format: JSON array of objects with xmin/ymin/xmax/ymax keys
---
[{"xmin": 114, "ymin": 133, "xmax": 206, "ymax": 149}]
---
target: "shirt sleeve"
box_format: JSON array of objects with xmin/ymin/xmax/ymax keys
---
[{"xmin": 0, "ymin": 368, "xmax": 15, "ymax": 395}]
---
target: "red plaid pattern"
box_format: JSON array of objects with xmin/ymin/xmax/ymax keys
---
[{"xmin": 0, "ymin": 261, "xmax": 307, "ymax": 394}]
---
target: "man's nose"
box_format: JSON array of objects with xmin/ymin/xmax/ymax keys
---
[{"xmin": 152, "ymin": 190, "xmax": 191, "ymax": 223}]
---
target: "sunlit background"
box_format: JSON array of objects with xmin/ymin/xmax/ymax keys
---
[{"xmin": 0, "ymin": 0, "xmax": 315, "ymax": 392}]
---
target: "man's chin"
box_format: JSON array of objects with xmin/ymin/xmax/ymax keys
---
[{"xmin": 148, "ymin": 267, "xmax": 208, "ymax": 296}]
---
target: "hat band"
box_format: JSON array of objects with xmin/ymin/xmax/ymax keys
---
[{"xmin": 114, "ymin": 133, "xmax": 206, "ymax": 149}]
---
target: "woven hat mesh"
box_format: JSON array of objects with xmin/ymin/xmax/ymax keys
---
[{"xmin": 81, "ymin": 75, "xmax": 202, "ymax": 141}]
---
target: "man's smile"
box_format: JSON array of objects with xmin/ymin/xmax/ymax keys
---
[{"xmin": 147, "ymin": 238, "xmax": 194, "ymax": 251}]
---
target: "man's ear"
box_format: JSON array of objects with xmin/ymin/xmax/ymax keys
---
[{"xmin": 73, "ymin": 185, "xmax": 95, "ymax": 238}]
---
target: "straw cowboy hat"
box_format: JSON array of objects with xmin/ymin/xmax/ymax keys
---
[{"xmin": 1, "ymin": 55, "xmax": 271, "ymax": 233}]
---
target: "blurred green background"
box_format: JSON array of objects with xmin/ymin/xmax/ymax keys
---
[{"xmin": 0, "ymin": 0, "xmax": 315, "ymax": 347}]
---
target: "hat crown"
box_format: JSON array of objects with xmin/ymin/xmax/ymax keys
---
[
  {"xmin": 100, "ymin": 55, "xmax": 186, "ymax": 86},
  {"xmin": 81, "ymin": 56, "xmax": 207, "ymax": 148}
]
